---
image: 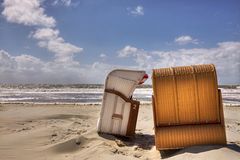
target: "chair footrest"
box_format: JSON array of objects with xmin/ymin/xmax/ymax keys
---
[{"xmin": 155, "ymin": 124, "xmax": 226, "ymax": 150}]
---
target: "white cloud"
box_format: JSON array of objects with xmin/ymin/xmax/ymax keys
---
[
  {"xmin": 118, "ymin": 45, "xmax": 138, "ymax": 57},
  {"xmin": 47, "ymin": 38, "xmax": 82, "ymax": 62},
  {"xmin": 32, "ymin": 28, "xmax": 83, "ymax": 62},
  {"xmin": 118, "ymin": 42, "xmax": 240, "ymax": 84},
  {"xmin": 15, "ymin": 54, "xmax": 43, "ymax": 68},
  {"xmin": 0, "ymin": 41, "xmax": 239, "ymax": 84},
  {"xmin": 175, "ymin": 35, "xmax": 199, "ymax": 45},
  {"xmin": 2, "ymin": 0, "xmax": 56, "ymax": 27},
  {"xmin": 100, "ymin": 53, "xmax": 107, "ymax": 58},
  {"xmin": 0, "ymin": 50, "xmax": 45, "ymax": 83},
  {"xmin": 0, "ymin": 49, "xmax": 140, "ymax": 84},
  {"xmin": 32, "ymin": 28, "xmax": 59, "ymax": 40},
  {"xmin": 52, "ymin": 0, "xmax": 72, "ymax": 7},
  {"xmin": 2, "ymin": 0, "xmax": 83, "ymax": 62},
  {"xmin": 0, "ymin": 49, "xmax": 107, "ymax": 83},
  {"xmin": 0, "ymin": 50, "xmax": 43, "ymax": 72},
  {"xmin": 128, "ymin": 5, "xmax": 144, "ymax": 16},
  {"xmin": 118, "ymin": 45, "xmax": 152, "ymax": 69},
  {"xmin": 0, "ymin": 50, "xmax": 16, "ymax": 71}
]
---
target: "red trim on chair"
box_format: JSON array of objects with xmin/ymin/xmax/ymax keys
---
[{"xmin": 138, "ymin": 74, "xmax": 148, "ymax": 85}]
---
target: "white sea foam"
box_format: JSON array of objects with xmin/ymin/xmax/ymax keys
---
[{"xmin": 0, "ymin": 85, "xmax": 239, "ymax": 105}]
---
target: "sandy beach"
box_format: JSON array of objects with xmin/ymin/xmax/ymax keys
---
[{"xmin": 0, "ymin": 103, "xmax": 239, "ymax": 160}]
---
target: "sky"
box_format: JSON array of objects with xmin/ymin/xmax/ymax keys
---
[{"xmin": 0, "ymin": 0, "xmax": 239, "ymax": 84}]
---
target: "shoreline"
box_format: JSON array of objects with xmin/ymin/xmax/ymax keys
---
[{"xmin": 0, "ymin": 102, "xmax": 239, "ymax": 107}]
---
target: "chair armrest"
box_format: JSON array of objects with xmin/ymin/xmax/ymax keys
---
[
  {"xmin": 218, "ymin": 89, "xmax": 225, "ymax": 126},
  {"xmin": 152, "ymin": 95, "xmax": 157, "ymax": 128}
]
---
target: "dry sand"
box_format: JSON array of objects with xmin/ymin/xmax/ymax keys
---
[{"xmin": 0, "ymin": 103, "xmax": 239, "ymax": 160}]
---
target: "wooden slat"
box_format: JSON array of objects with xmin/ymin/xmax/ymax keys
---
[
  {"xmin": 112, "ymin": 113, "xmax": 123, "ymax": 120},
  {"xmin": 126, "ymin": 103, "xmax": 140, "ymax": 136},
  {"xmin": 105, "ymin": 89, "xmax": 134, "ymax": 103}
]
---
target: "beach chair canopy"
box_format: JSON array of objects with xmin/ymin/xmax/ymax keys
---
[{"xmin": 104, "ymin": 69, "xmax": 148, "ymax": 97}]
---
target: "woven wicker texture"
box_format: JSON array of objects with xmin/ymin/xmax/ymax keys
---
[
  {"xmin": 152, "ymin": 64, "xmax": 219, "ymax": 126},
  {"xmin": 152, "ymin": 64, "xmax": 226, "ymax": 150},
  {"xmin": 155, "ymin": 124, "xmax": 226, "ymax": 150}
]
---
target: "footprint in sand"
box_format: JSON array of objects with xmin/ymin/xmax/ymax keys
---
[
  {"xmin": 52, "ymin": 133, "xmax": 57, "ymax": 137},
  {"xmin": 115, "ymin": 139, "xmax": 125, "ymax": 147},
  {"xmin": 77, "ymin": 129, "xmax": 87, "ymax": 135},
  {"xmin": 17, "ymin": 127, "xmax": 31, "ymax": 132},
  {"xmin": 133, "ymin": 152, "xmax": 142, "ymax": 158},
  {"xmin": 109, "ymin": 147, "xmax": 118, "ymax": 153},
  {"xmin": 134, "ymin": 146, "xmax": 143, "ymax": 151},
  {"xmin": 49, "ymin": 136, "xmax": 91, "ymax": 153}
]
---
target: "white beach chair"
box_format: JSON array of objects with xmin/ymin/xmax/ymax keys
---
[{"xmin": 97, "ymin": 69, "xmax": 148, "ymax": 136}]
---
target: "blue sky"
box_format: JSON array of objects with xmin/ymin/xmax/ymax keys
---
[{"xmin": 0, "ymin": 0, "xmax": 239, "ymax": 84}]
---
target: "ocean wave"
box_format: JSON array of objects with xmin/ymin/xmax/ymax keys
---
[{"xmin": 0, "ymin": 85, "xmax": 239, "ymax": 105}]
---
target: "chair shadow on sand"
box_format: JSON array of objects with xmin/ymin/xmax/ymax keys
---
[
  {"xmin": 99, "ymin": 132, "xmax": 240, "ymax": 158},
  {"xmin": 98, "ymin": 132, "xmax": 155, "ymax": 150},
  {"xmin": 159, "ymin": 143, "xmax": 240, "ymax": 159}
]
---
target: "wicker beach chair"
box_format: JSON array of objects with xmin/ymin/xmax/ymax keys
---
[
  {"xmin": 152, "ymin": 64, "xmax": 226, "ymax": 150},
  {"xmin": 97, "ymin": 69, "xmax": 148, "ymax": 136}
]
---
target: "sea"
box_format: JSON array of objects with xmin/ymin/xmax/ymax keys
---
[{"xmin": 0, "ymin": 84, "xmax": 239, "ymax": 106}]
